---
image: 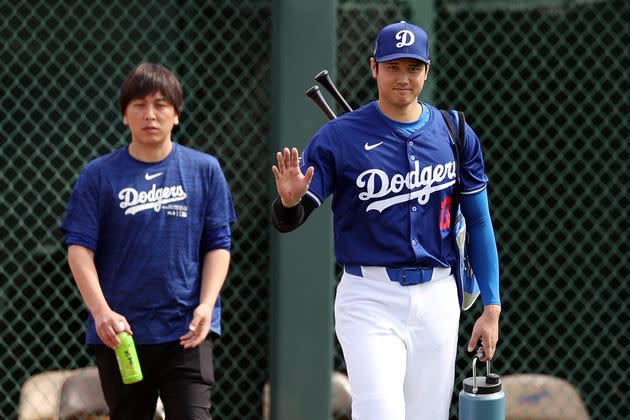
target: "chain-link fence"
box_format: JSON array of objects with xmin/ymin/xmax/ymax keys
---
[
  {"xmin": 2, "ymin": 0, "xmax": 628, "ymax": 419},
  {"xmin": 433, "ymin": 1, "xmax": 629, "ymax": 418}
]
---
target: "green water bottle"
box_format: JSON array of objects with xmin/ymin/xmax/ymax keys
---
[{"xmin": 114, "ymin": 322, "xmax": 143, "ymax": 384}]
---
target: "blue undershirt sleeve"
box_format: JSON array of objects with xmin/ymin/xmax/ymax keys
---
[{"xmin": 460, "ymin": 189, "xmax": 501, "ymax": 306}]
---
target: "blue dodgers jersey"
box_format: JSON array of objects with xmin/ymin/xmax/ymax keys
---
[
  {"xmin": 302, "ymin": 102, "xmax": 487, "ymax": 268},
  {"xmin": 61, "ymin": 143, "xmax": 236, "ymax": 344}
]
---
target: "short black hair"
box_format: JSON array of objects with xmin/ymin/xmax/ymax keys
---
[{"xmin": 119, "ymin": 63, "xmax": 184, "ymax": 116}]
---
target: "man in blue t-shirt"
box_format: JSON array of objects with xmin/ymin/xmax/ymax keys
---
[
  {"xmin": 272, "ymin": 22, "xmax": 500, "ymax": 419},
  {"xmin": 61, "ymin": 63, "xmax": 236, "ymax": 420}
]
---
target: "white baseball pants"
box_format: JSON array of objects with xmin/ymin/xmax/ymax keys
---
[{"xmin": 334, "ymin": 266, "xmax": 461, "ymax": 420}]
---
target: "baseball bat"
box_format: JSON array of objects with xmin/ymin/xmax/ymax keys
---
[
  {"xmin": 305, "ymin": 86, "xmax": 337, "ymax": 120},
  {"xmin": 314, "ymin": 69, "xmax": 353, "ymax": 113}
]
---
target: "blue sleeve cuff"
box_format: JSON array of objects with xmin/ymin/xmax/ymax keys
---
[
  {"xmin": 460, "ymin": 190, "xmax": 500, "ymax": 306},
  {"xmin": 64, "ymin": 232, "xmax": 97, "ymax": 251},
  {"xmin": 203, "ymin": 225, "xmax": 232, "ymax": 253}
]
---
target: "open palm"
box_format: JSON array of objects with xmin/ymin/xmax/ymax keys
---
[{"xmin": 272, "ymin": 147, "xmax": 315, "ymax": 208}]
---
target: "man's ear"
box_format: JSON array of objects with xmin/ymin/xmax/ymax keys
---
[
  {"xmin": 425, "ymin": 64, "xmax": 430, "ymax": 80},
  {"xmin": 370, "ymin": 57, "xmax": 378, "ymax": 79},
  {"xmin": 123, "ymin": 115, "xmax": 128, "ymax": 126},
  {"xmin": 174, "ymin": 114, "xmax": 179, "ymax": 126}
]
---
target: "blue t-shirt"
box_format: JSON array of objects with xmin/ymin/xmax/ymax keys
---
[
  {"xmin": 301, "ymin": 102, "xmax": 488, "ymax": 268},
  {"xmin": 61, "ymin": 142, "xmax": 236, "ymax": 344}
]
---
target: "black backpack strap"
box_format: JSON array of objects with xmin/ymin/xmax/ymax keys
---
[
  {"xmin": 439, "ymin": 109, "xmax": 466, "ymax": 231},
  {"xmin": 457, "ymin": 111, "xmax": 465, "ymax": 149},
  {"xmin": 439, "ymin": 109, "xmax": 465, "ymax": 160}
]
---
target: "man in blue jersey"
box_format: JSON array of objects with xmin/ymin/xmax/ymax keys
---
[
  {"xmin": 61, "ymin": 63, "xmax": 236, "ymax": 420},
  {"xmin": 271, "ymin": 21, "xmax": 500, "ymax": 419}
]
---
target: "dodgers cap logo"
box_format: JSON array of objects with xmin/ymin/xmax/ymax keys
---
[{"xmin": 373, "ymin": 21, "xmax": 430, "ymax": 64}]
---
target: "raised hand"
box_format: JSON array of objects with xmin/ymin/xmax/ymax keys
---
[{"xmin": 272, "ymin": 147, "xmax": 315, "ymax": 207}]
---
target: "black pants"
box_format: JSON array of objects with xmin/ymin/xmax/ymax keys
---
[{"xmin": 93, "ymin": 338, "xmax": 214, "ymax": 420}]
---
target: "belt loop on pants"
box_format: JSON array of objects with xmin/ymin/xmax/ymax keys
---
[{"xmin": 344, "ymin": 264, "xmax": 452, "ymax": 286}]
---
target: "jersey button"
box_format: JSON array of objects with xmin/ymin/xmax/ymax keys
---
[
  {"xmin": 408, "ymin": 141, "xmax": 413, "ymax": 147},
  {"xmin": 410, "ymin": 155, "xmax": 416, "ymax": 160},
  {"xmin": 412, "ymin": 239, "xmax": 417, "ymax": 245},
  {"xmin": 412, "ymin": 206, "xmax": 417, "ymax": 212}
]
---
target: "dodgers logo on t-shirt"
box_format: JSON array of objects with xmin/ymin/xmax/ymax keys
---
[{"xmin": 118, "ymin": 183, "xmax": 188, "ymax": 217}]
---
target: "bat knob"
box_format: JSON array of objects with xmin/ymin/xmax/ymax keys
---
[
  {"xmin": 305, "ymin": 85, "xmax": 320, "ymax": 97},
  {"xmin": 314, "ymin": 69, "xmax": 329, "ymax": 82}
]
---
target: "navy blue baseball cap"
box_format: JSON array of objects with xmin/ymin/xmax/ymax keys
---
[{"xmin": 373, "ymin": 21, "xmax": 430, "ymax": 64}]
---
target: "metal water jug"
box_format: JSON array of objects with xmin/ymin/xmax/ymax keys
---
[{"xmin": 459, "ymin": 347, "xmax": 505, "ymax": 420}]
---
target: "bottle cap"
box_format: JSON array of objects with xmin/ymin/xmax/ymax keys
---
[
  {"xmin": 486, "ymin": 373, "xmax": 500, "ymax": 385},
  {"xmin": 463, "ymin": 376, "xmax": 502, "ymax": 394}
]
